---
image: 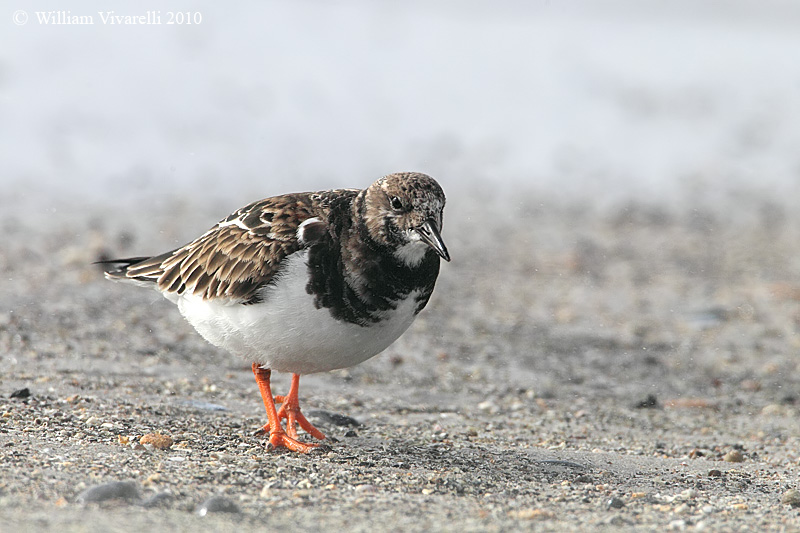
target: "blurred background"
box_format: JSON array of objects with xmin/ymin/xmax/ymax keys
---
[{"xmin": 4, "ymin": 0, "xmax": 800, "ymax": 210}]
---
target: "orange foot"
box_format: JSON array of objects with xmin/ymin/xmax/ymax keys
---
[{"xmin": 251, "ymin": 363, "xmax": 326, "ymax": 453}]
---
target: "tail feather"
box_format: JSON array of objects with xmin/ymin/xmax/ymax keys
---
[{"xmin": 95, "ymin": 256, "xmax": 161, "ymax": 284}]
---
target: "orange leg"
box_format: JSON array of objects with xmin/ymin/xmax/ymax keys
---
[
  {"xmin": 251, "ymin": 363, "xmax": 323, "ymax": 453},
  {"xmin": 275, "ymin": 373, "xmax": 326, "ymax": 441}
]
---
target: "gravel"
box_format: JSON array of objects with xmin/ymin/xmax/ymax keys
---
[{"xmin": 1, "ymin": 186, "xmax": 799, "ymax": 531}]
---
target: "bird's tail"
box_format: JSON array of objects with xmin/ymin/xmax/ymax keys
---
[{"xmin": 95, "ymin": 256, "xmax": 164, "ymax": 286}]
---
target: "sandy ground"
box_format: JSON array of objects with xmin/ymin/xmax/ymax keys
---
[{"xmin": 1, "ymin": 186, "xmax": 800, "ymax": 532}]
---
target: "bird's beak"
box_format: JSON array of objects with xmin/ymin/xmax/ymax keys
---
[{"xmin": 416, "ymin": 219, "xmax": 450, "ymax": 262}]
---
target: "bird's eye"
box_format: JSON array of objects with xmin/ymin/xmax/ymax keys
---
[{"xmin": 390, "ymin": 196, "xmax": 404, "ymax": 211}]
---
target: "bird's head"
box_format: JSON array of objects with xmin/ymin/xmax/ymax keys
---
[{"xmin": 362, "ymin": 172, "xmax": 449, "ymax": 267}]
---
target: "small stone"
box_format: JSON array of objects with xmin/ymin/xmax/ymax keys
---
[
  {"xmin": 306, "ymin": 410, "xmax": 360, "ymax": 427},
  {"xmin": 10, "ymin": 388, "xmax": 31, "ymax": 399},
  {"xmin": 76, "ymin": 481, "xmax": 140, "ymax": 504},
  {"xmin": 196, "ymin": 496, "xmax": 240, "ymax": 516},
  {"xmin": 574, "ymin": 474, "xmax": 593, "ymax": 484},
  {"xmin": 143, "ymin": 473, "xmax": 162, "ymax": 486},
  {"xmin": 635, "ymin": 394, "xmax": 659, "ymax": 409},
  {"xmin": 781, "ymin": 489, "xmax": 800, "ymax": 507},
  {"xmin": 606, "ymin": 497, "xmax": 625, "ymax": 509},
  {"xmin": 723, "ymin": 450, "xmax": 744, "ymax": 463},
  {"xmin": 140, "ymin": 491, "xmax": 173, "ymax": 508},
  {"xmin": 509, "ymin": 508, "xmax": 556, "ymax": 520},
  {"xmin": 668, "ymin": 519, "xmax": 687, "ymax": 531},
  {"xmin": 140, "ymin": 433, "xmax": 173, "ymax": 450},
  {"xmin": 477, "ymin": 400, "xmax": 496, "ymax": 413},
  {"xmin": 708, "ymin": 469, "xmax": 723, "ymax": 477}
]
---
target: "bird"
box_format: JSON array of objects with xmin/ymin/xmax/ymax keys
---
[{"xmin": 99, "ymin": 172, "xmax": 449, "ymax": 453}]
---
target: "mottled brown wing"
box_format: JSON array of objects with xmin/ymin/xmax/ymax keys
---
[{"xmin": 123, "ymin": 193, "xmax": 323, "ymax": 302}]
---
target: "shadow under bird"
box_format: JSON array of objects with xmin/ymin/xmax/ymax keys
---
[{"xmin": 99, "ymin": 172, "xmax": 449, "ymax": 452}]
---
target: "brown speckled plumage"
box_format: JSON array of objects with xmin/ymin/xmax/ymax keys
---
[{"xmin": 110, "ymin": 191, "xmax": 351, "ymax": 303}]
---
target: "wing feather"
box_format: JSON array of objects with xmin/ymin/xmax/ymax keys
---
[
  {"xmin": 121, "ymin": 194, "xmax": 321, "ymax": 302},
  {"xmin": 103, "ymin": 189, "xmax": 360, "ymax": 303}
]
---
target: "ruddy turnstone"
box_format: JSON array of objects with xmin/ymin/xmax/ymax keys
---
[{"xmin": 99, "ymin": 172, "xmax": 449, "ymax": 453}]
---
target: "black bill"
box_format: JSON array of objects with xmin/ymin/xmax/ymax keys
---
[{"xmin": 415, "ymin": 218, "xmax": 450, "ymax": 262}]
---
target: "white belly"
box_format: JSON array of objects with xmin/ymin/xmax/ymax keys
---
[{"xmin": 173, "ymin": 252, "xmax": 421, "ymax": 374}]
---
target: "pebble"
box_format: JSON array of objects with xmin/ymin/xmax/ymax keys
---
[
  {"xmin": 509, "ymin": 508, "xmax": 556, "ymax": 520},
  {"xmin": 306, "ymin": 410, "xmax": 361, "ymax": 427},
  {"xmin": 606, "ymin": 497, "xmax": 625, "ymax": 509},
  {"xmin": 140, "ymin": 491, "xmax": 173, "ymax": 508},
  {"xmin": 635, "ymin": 394, "xmax": 659, "ymax": 409},
  {"xmin": 140, "ymin": 433, "xmax": 174, "ymax": 450},
  {"xmin": 723, "ymin": 450, "xmax": 745, "ymax": 463},
  {"xmin": 668, "ymin": 519, "xmax": 687, "ymax": 531},
  {"xmin": 708, "ymin": 469, "xmax": 723, "ymax": 477},
  {"xmin": 143, "ymin": 473, "xmax": 162, "ymax": 486},
  {"xmin": 781, "ymin": 489, "xmax": 800, "ymax": 507},
  {"xmin": 477, "ymin": 401, "xmax": 498, "ymax": 414},
  {"xmin": 76, "ymin": 481, "xmax": 140, "ymax": 504},
  {"xmin": 196, "ymin": 496, "xmax": 241, "ymax": 516},
  {"xmin": 10, "ymin": 388, "xmax": 30, "ymax": 399}
]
